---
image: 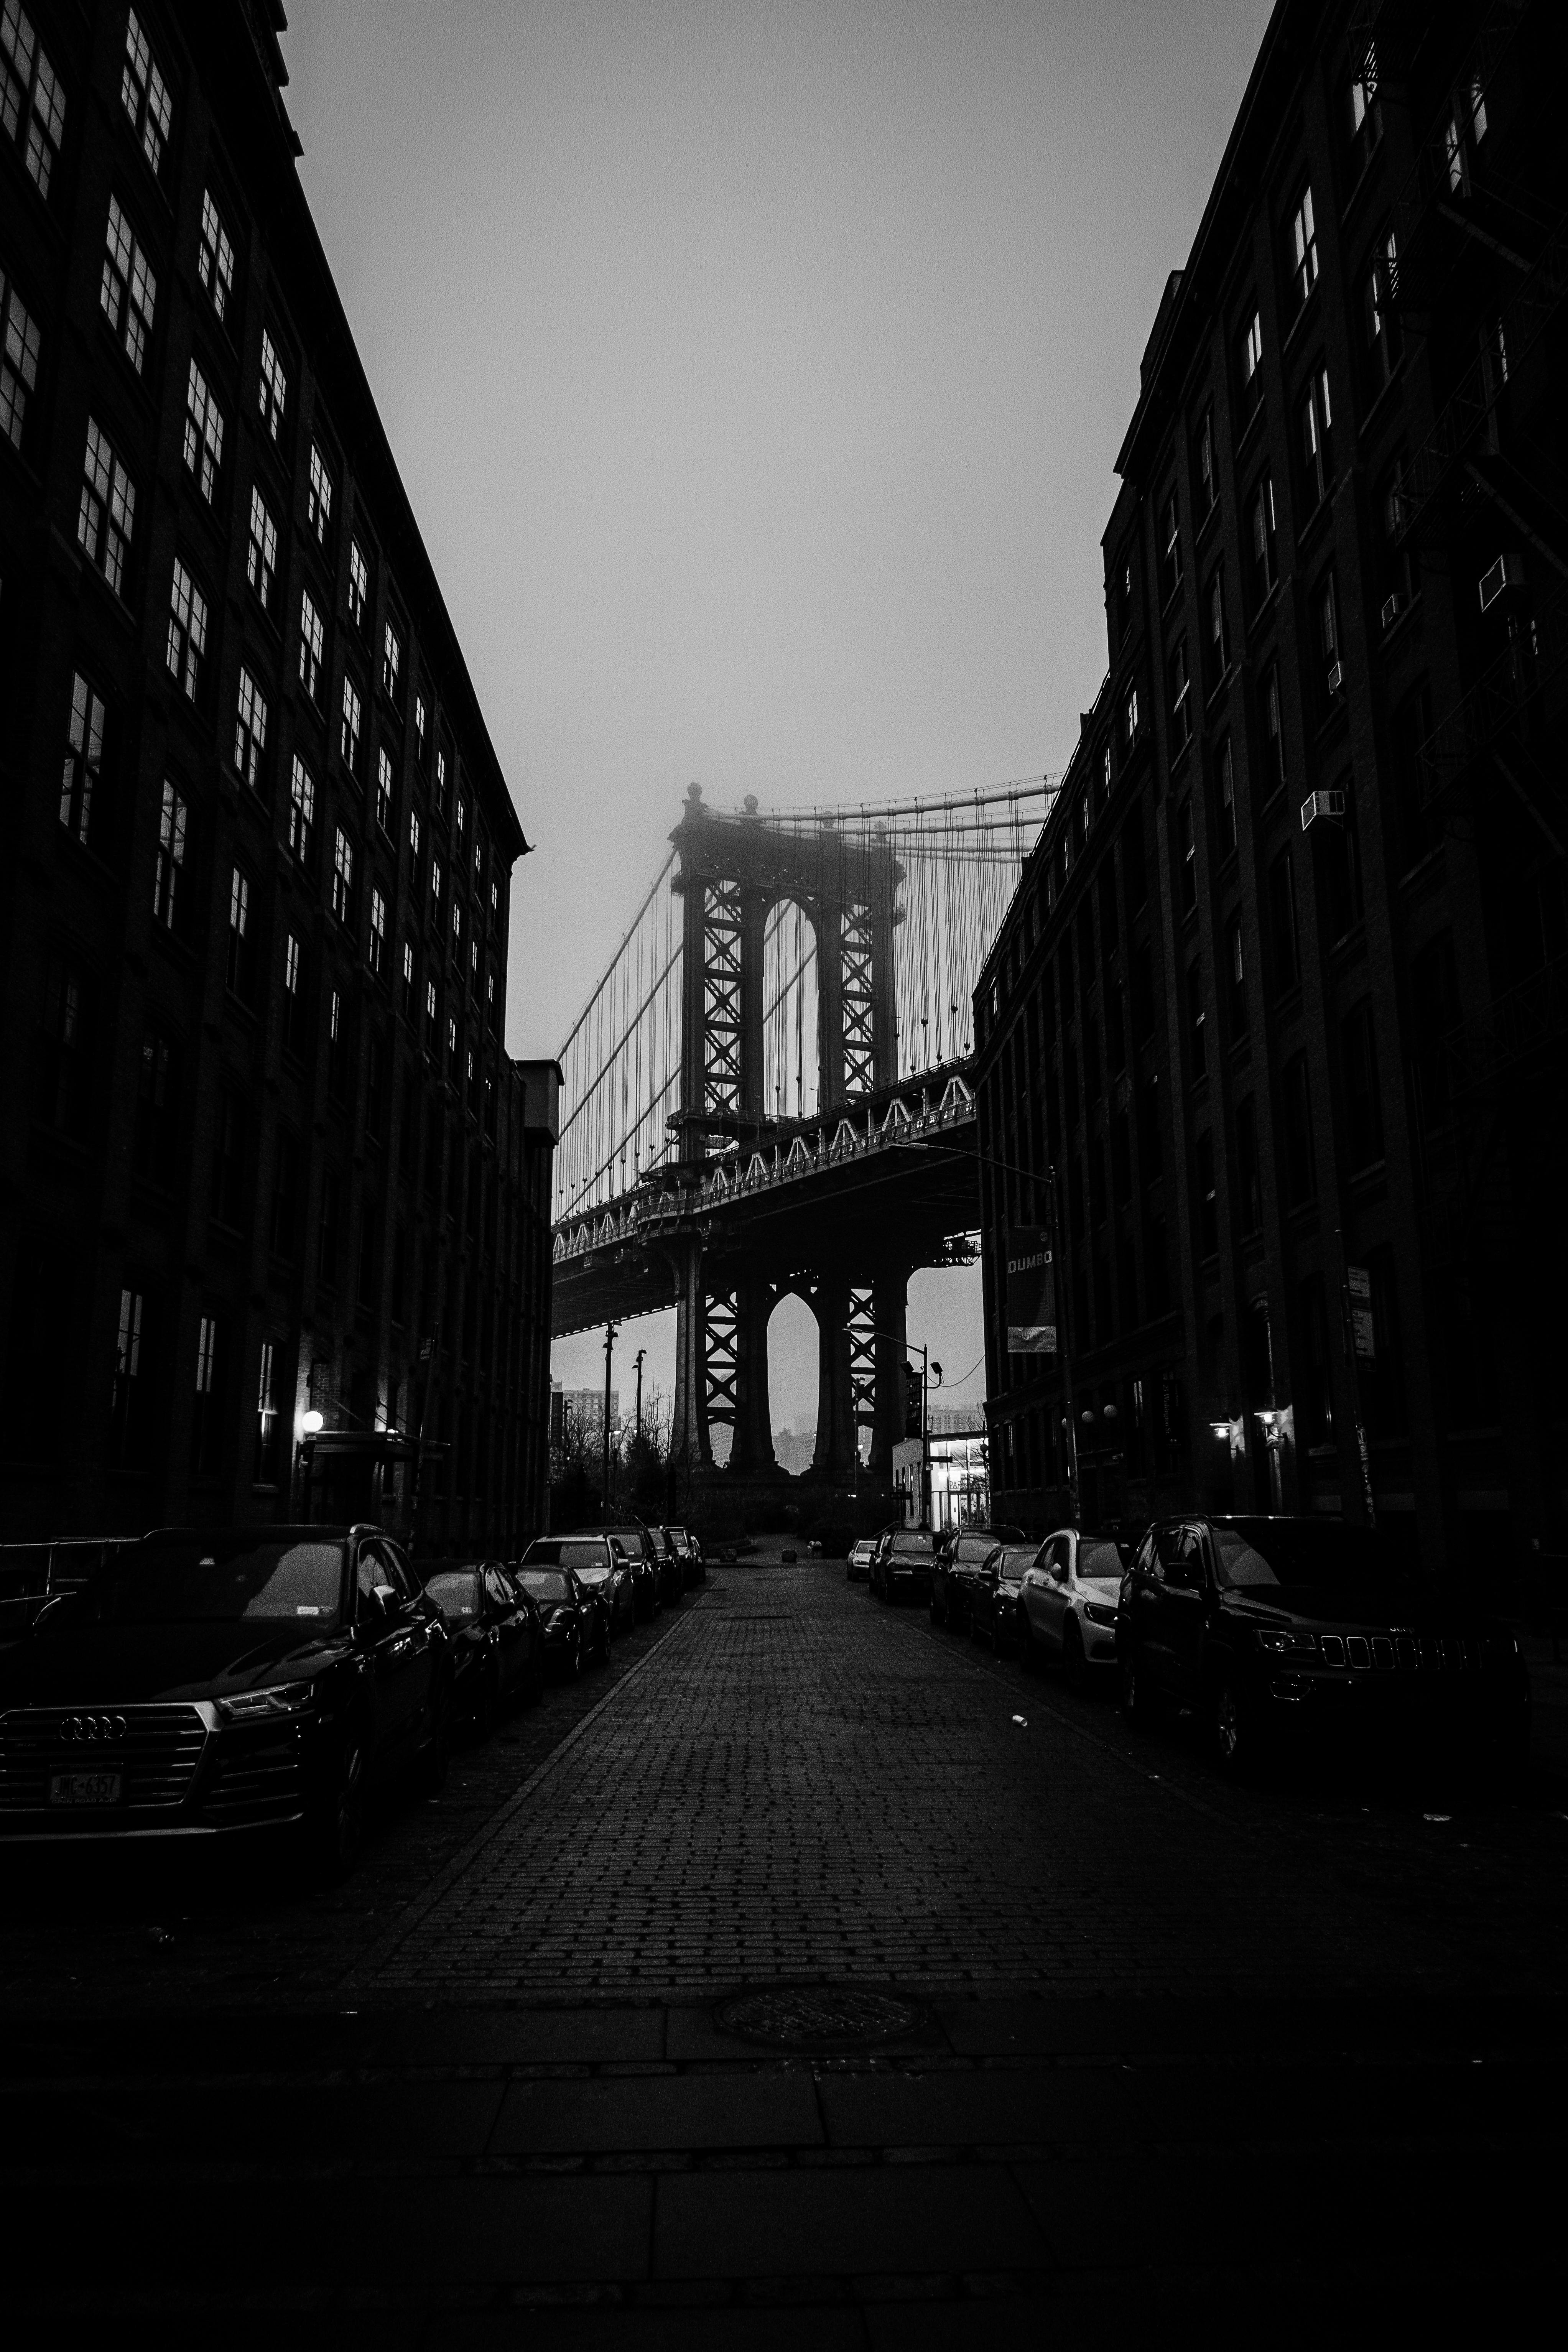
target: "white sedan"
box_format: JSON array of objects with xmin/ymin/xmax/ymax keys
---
[
  {"xmin": 1017, "ymin": 1527, "xmax": 1127, "ymax": 1685},
  {"xmin": 846, "ymin": 1538, "xmax": 876, "ymax": 1583}
]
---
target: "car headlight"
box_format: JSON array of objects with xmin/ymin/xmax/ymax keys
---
[
  {"xmin": 1257, "ymin": 1630, "xmax": 1318, "ymax": 1657},
  {"xmin": 217, "ymin": 1682, "xmax": 317, "ymax": 1723},
  {"xmin": 1083, "ymin": 1602, "xmax": 1118, "ymax": 1629}
]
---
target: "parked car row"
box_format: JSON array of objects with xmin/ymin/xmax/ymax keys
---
[
  {"xmin": 860, "ymin": 1513, "xmax": 1531, "ymax": 1783},
  {"xmin": 0, "ymin": 1516, "xmax": 706, "ymax": 1880}
]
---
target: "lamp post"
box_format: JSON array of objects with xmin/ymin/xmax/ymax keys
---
[
  {"xmin": 602, "ymin": 1321, "xmax": 618, "ymax": 1516},
  {"xmin": 633, "ymin": 1347, "xmax": 646, "ymax": 1442}
]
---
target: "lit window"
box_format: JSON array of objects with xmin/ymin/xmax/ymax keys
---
[
  {"xmin": 369, "ymin": 886, "xmax": 387, "ymax": 975},
  {"xmin": 304, "ymin": 441, "xmax": 333, "ymax": 545},
  {"xmin": 100, "ymin": 194, "xmax": 157, "ymax": 373},
  {"xmin": 1288, "ymin": 183, "xmax": 1318, "ymax": 312},
  {"xmin": 426, "ymin": 977, "xmax": 438, "ymax": 1042},
  {"xmin": 1247, "ymin": 474, "xmax": 1277, "ymax": 607},
  {"xmin": 60, "ymin": 670, "xmax": 106, "ymax": 845},
  {"xmin": 255, "ymin": 1340, "xmax": 278, "ymax": 1483},
  {"xmin": 348, "ymin": 538, "xmax": 369, "ymax": 629},
  {"xmin": 331, "ymin": 827, "xmax": 355, "ymax": 925},
  {"xmin": 120, "ymin": 8, "xmax": 171, "ymax": 177},
  {"xmin": 1216, "ymin": 737, "xmax": 1237, "ymax": 856},
  {"xmin": 299, "ymin": 587, "xmax": 325, "ymax": 702},
  {"xmin": 165, "ymin": 559, "xmax": 207, "ymax": 701},
  {"xmin": 0, "ymin": 264, "xmax": 40, "ymax": 449},
  {"xmin": 401, "ymin": 938, "xmax": 415, "ymax": 1015},
  {"xmin": 1124, "ymin": 681, "xmax": 1140, "ymax": 746},
  {"xmin": 226, "ymin": 866, "xmax": 250, "ymax": 993},
  {"xmin": 78, "ymin": 419, "xmax": 135, "ymax": 594},
  {"xmin": 258, "ymin": 326, "xmax": 287, "ymax": 442},
  {"xmin": 1299, "ymin": 365, "xmax": 1333, "ymax": 509},
  {"xmin": 2, "ymin": 1, "xmax": 67, "ymax": 199},
  {"xmin": 197, "ymin": 189, "xmax": 235, "ymax": 322},
  {"xmin": 1347, "ymin": 43, "xmax": 1381, "ymax": 176},
  {"xmin": 182, "ymin": 357, "xmax": 224, "ymax": 502},
  {"xmin": 473, "ymin": 835, "xmax": 484, "ymax": 880},
  {"xmin": 1364, "ymin": 227, "xmax": 1400, "ymax": 392},
  {"xmin": 413, "ymin": 693, "xmax": 427, "ymax": 764},
  {"xmin": 341, "ymin": 674, "xmax": 362, "ymax": 775},
  {"xmin": 409, "ymin": 806, "xmax": 421, "ymax": 865},
  {"xmin": 382, "ymin": 620, "xmax": 401, "ymax": 701},
  {"xmin": 288, "ymin": 753, "xmax": 315, "ymax": 865},
  {"xmin": 234, "ymin": 666, "xmax": 268, "ymax": 790},
  {"xmin": 153, "ymin": 778, "xmax": 186, "ymax": 929},
  {"xmin": 1238, "ymin": 305, "xmax": 1264, "ymax": 426},
  {"xmin": 452, "ymin": 898, "xmax": 462, "ymax": 947},
  {"xmin": 246, "ymin": 484, "xmax": 278, "ymax": 611},
  {"xmin": 455, "ymin": 791, "xmax": 466, "ymax": 840},
  {"xmin": 376, "ymin": 743, "xmax": 395, "ymax": 836},
  {"xmin": 447, "ymin": 1014, "xmax": 457, "ymax": 1068},
  {"xmin": 431, "ymin": 854, "xmax": 443, "ymax": 906},
  {"xmin": 435, "ymin": 747, "xmax": 448, "ymax": 812}
]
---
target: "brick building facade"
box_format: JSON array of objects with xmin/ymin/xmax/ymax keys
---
[
  {"xmin": 976, "ymin": 0, "xmax": 1564, "ymax": 1576},
  {"xmin": 0, "ymin": 1, "xmax": 558, "ymax": 1549}
]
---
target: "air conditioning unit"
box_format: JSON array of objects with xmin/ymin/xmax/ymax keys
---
[
  {"xmin": 1326, "ymin": 659, "xmax": 1344, "ymax": 694},
  {"xmin": 1301, "ymin": 789, "xmax": 1346, "ymax": 831},
  {"xmin": 1381, "ymin": 592, "xmax": 1404, "ymax": 630},
  {"xmin": 1479, "ymin": 553, "xmax": 1525, "ymax": 612}
]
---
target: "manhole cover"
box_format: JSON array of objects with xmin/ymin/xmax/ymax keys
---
[{"xmin": 714, "ymin": 1986, "xmax": 926, "ymax": 2048}]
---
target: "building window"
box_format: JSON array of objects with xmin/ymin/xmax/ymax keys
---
[
  {"xmin": 1176, "ymin": 796, "xmax": 1196, "ymax": 916},
  {"xmin": 1168, "ymin": 637, "xmax": 1192, "ymax": 751},
  {"xmin": 1299, "ymin": 364, "xmax": 1333, "ymax": 512},
  {"xmin": 298, "ymin": 586, "xmax": 324, "ymax": 702},
  {"xmin": 452, "ymin": 898, "xmax": 463, "ymax": 950},
  {"xmin": 182, "ymin": 357, "xmax": 224, "ymax": 502},
  {"xmin": 1363, "ymin": 227, "xmax": 1400, "ymax": 394},
  {"xmin": 1260, "ymin": 663, "xmax": 1285, "ymax": 798},
  {"xmin": 1315, "ymin": 569, "xmax": 1342, "ymax": 707},
  {"xmin": 376, "ymin": 742, "xmax": 395, "ymax": 836},
  {"xmin": 255, "ymin": 1341, "xmax": 279, "ymax": 1484},
  {"xmin": 1297, "ymin": 1272, "xmax": 1334, "ymax": 1445},
  {"xmin": 1287, "ymin": 182, "xmax": 1318, "ymax": 314},
  {"xmin": 121, "ymin": 8, "xmax": 172, "ymax": 175},
  {"xmin": 455, "ymin": 790, "xmax": 466, "ymax": 843},
  {"xmin": 1341, "ymin": 999, "xmax": 1383, "ymax": 1167},
  {"xmin": 1237, "ymin": 304, "xmax": 1264, "ymax": 429},
  {"xmin": 327, "ymin": 990, "xmax": 349, "ymax": 1103},
  {"xmin": 408, "ymin": 804, "xmax": 421, "ymax": 870},
  {"xmin": 165, "ymin": 558, "xmax": 208, "ymax": 701},
  {"xmin": 225, "ymin": 865, "xmax": 251, "ymax": 997},
  {"xmin": 1268, "ymin": 849, "xmax": 1298, "ymax": 994},
  {"xmin": 36, "ymin": 950, "xmax": 91, "ymax": 1133},
  {"xmin": 0, "ymin": 265, "xmax": 41, "ymax": 448},
  {"xmin": 1186, "ymin": 959, "xmax": 1206, "ymax": 1082},
  {"xmin": 1444, "ymin": 72, "xmax": 1489, "ymax": 196},
  {"xmin": 382, "ymin": 620, "xmax": 401, "ymax": 701},
  {"xmin": 233, "ymin": 666, "xmax": 267, "ymax": 791},
  {"xmin": 431, "ymin": 852, "xmax": 443, "ymax": 911},
  {"xmin": 197, "ymin": 188, "xmax": 234, "ymax": 322},
  {"xmin": 1216, "ymin": 737, "xmax": 1236, "ymax": 857},
  {"xmin": 1225, "ymin": 911, "xmax": 1246, "ymax": 1039},
  {"xmin": 60, "ymin": 670, "xmax": 106, "ymax": 845},
  {"xmin": 425, "ymin": 976, "xmax": 438, "ymax": 1049},
  {"xmin": 288, "ymin": 752, "xmax": 316, "ymax": 867},
  {"xmin": 232, "ymin": 505, "xmax": 271, "ymax": 633},
  {"xmin": 258, "ymin": 326, "xmax": 287, "ymax": 441},
  {"xmin": 191, "ymin": 1312, "xmax": 224, "ymax": 1474},
  {"xmin": 2, "ymin": 2, "xmax": 66, "ymax": 200},
  {"xmin": 1158, "ymin": 488, "xmax": 1181, "ymax": 604},
  {"xmin": 77, "ymin": 418, "xmax": 135, "ymax": 595},
  {"xmin": 153, "ymin": 780, "xmax": 186, "ymax": 930},
  {"xmin": 340, "ymin": 673, "xmax": 362, "ymax": 775},
  {"xmin": 1247, "ymin": 474, "xmax": 1277, "ymax": 607},
  {"xmin": 282, "ymin": 932, "xmax": 305, "ymax": 1056},
  {"xmin": 133, "ymin": 1024, "xmax": 179, "ymax": 1181},
  {"xmin": 369, "ymin": 885, "xmax": 387, "ymax": 977},
  {"xmin": 1195, "ymin": 405, "xmax": 1216, "ymax": 520},
  {"xmin": 1204, "ymin": 569, "xmax": 1227, "ymax": 696},
  {"xmin": 1124, "ymin": 680, "xmax": 1140, "ymax": 748},
  {"xmin": 1195, "ymin": 1130, "xmax": 1218, "ymax": 1258},
  {"xmin": 1346, "ymin": 42, "xmax": 1381, "ymax": 178},
  {"xmin": 486, "ymin": 966, "xmax": 499, "ymax": 1036},
  {"xmin": 435, "ymin": 746, "xmax": 448, "ymax": 814},
  {"xmin": 413, "ymin": 692, "xmax": 427, "ymax": 766},
  {"xmin": 1377, "ymin": 450, "xmax": 1414, "ymax": 623},
  {"xmin": 447, "ymin": 1013, "xmax": 458, "ymax": 1072},
  {"xmin": 110, "ymin": 1288, "xmax": 145, "ymax": 1461},
  {"xmin": 348, "ymin": 537, "xmax": 369, "ymax": 630},
  {"xmin": 307, "ymin": 441, "xmax": 333, "ymax": 544},
  {"xmin": 1318, "ymin": 778, "xmax": 1362, "ymax": 940},
  {"xmin": 331, "ymin": 826, "xmax": 355, "ymax": 926},
  {"xmin": 1235, "ymin": 1097, "xmax": 1261, "ymax": 1234},
  {"xmin": 401, "ymin": 938, "xmax": 416, "ymax": 1018},
  {"xmin": 1282, "ymin": 1053, "xmax": 1315, "ymax": 1204}
]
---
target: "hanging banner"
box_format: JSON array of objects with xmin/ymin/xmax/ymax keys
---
[{"xmin": 1006, "ymin": 1228, "xmax": 1057, "ymax": 1355}]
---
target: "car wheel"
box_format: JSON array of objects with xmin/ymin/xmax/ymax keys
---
[
  {"xmin": 1212, "ymin": 1675, "xmax": 1258, "ymax": 1778},
  {"xmin": 1120, "ymin": 1653, "xmax": 1155, "ymax": 1727},
  {"xmin": 305, "ymin": 1731, "xmax": 365, "ymax": 1885},
  {"xmin": 1063, "ymin": 1617, "xmax": 1088, "ymax": 1693}
]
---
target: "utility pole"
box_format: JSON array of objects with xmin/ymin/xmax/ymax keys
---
[
  {"xmin": 634, "ymin": 1347, "xmax": 646, "ymax": 1442},
  {"xmin": 602, "ymin": 1320, "xmax": 618, "ymax": 1518}
]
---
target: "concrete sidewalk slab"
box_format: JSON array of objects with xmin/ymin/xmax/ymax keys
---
[
  {"xmin": 490, "ymin": 2069, "xmax": 824, "ymax": 2155},
  {"xmin": 652, "ymin": 2164, "xmax": 1050, "ymax": 2282}
]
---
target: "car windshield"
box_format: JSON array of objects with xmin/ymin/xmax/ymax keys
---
[
  {"xmin": 68, "ymin": 1537, "xmax": 346, "ymax": 1624},
  {"xmin": 892, "ymin": 1531, "xmax": 936, "ymax": 1556},
  {"xmin": 527, "ymin": 1540, "xmax": 606, "ymax": 1572},
  {"xmin": 425, "ymin": 1570, "xmax": 481, "ymax": 1620},
  {"xmin": 955, "ymin": 1535, "xmax": 999, "ymax": 1562},
  {"xmin": 1212, "ymin": 1521, "xmax": 1410, "ymax": 1594},
  {"xmin": 1077, "ymin": 1540, "xmax": 1124, "ymax": 1582},
  {"xmin": 517, "ymin": 1568, "xmax": 571, "ymax": 1603}
]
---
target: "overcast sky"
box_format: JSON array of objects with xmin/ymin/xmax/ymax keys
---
[{"xmin": 285, "ymin": 0, "xmax": 1273, "ymax": 1428}]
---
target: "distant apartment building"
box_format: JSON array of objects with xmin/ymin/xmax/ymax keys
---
[
  {"xmin": 975, "ymin": 0, "xmax": 1563, "ymax": 1575},
  {"xmin": 0, "ymin": 2, "xmax": 559, "ymax": 1549}
]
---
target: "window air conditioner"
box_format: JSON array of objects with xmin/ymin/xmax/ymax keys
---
[
  {"xmin": 1326, "ymin": 660, "xmax": 1343, "ymax": 694},
  {"xmin": 1300, "ymin": 789, "xmax": 1346, "ymax": 831},
  {"xmin": 1479, "ymin": 553, "xmax": 1524, "ymax": 612},
  {"xmin": 1380, "ymin": 592, "xmax": 1403, "ymax": 630}
]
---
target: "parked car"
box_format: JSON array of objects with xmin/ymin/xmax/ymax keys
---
[
  {"xmin": 1116, "ymin": 1515, "xmax": 1531, "ymax": 1778},
  {"xmin": 516, "ymin": 1537, "xmax": 634, "ymax": 1634},
  {"xmin": 872, "ymin": 1526, "xmax": 938, "ymax": 1602},
  {"xmin": 864, "ymin": 1523, "xmax": 902, "ymax": 1591},
  {"xmin": 0, "ymin": 1525, "xmax": 451, "ymax": 1880},
  {"xmin": 421, "ymin": 1560, "xmax": 545, "ymax": 1736},
  {"xmin": 594, "ymin": 1525, "xmax": 663, "ymax": 1620},
  {"xmin": 846, "ymin": 1538, "xmax": 876, "ymax": 1583},
  {"xmin": 647, "ymin": 1526, "xmax": 685, "ymax": 1606},
  {"xmin": 513, "ymin": 1559, "xmax": 609, "ymax": 1676},
  {"xmin": 665, "ymin": 1526, "xmax": 706, "ymax": 1586},
  {"xmin": 930, "ymin": 1525, "xmax": 1022, "ymax": 1628},
  {"xmin": 1016, "ymin": 1527, "xmax": 1127, "ymax": 1684},
  {"xmin": 968, "ymin": 1544, "xmax": 1043, "ymax": 1655}
]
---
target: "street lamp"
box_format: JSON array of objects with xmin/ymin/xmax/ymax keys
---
[{"xmin": 302, "ymin": 1409, "xmax": 324, "ymax": 1436}]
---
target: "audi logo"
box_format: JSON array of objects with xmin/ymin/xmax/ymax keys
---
[{"xmin": 58, "ymin": 1714, "xmax": 128, "ymax": 1745}]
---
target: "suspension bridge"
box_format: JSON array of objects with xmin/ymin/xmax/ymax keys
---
[{"xmin": 551, "ymin": 777, "xmax": 1056, "ymax": 1495}]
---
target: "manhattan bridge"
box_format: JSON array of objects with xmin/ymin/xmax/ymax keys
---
[{"xmin": 551, "ymin": 779, "xmax": 1056, "ymax": 1497}]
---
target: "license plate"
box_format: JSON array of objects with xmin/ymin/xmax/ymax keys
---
[{"xmin": 49, "ymin": 1770, "xmax": 123, "ymax": 1807}]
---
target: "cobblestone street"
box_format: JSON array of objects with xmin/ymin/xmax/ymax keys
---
[{"xmin": 5, "ymin": 1558, "xmax": 1565, "ymax": 2332}]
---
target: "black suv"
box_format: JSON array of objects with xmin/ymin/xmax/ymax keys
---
[
  {"xmin": 871, "ymin": 1525, "xmax": 939, "ymax": 1602},
  {"xmin": 1116, "ymin": 1515, "xmax": 1529, "ymax": 1778}
]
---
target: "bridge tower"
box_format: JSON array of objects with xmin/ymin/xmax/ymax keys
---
[{"xmin": 666, "ymin": 785, "xmax": 912, "ymax": 1497}]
